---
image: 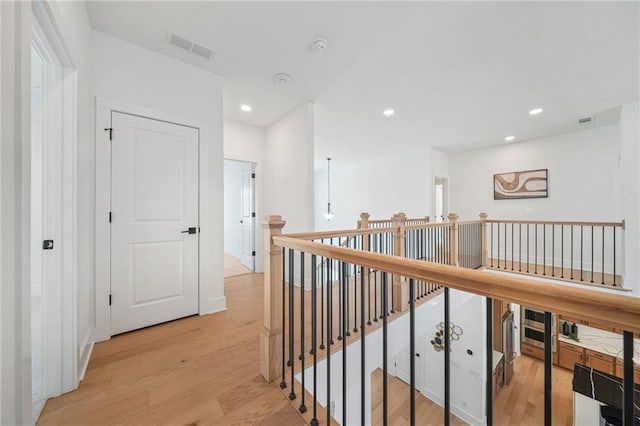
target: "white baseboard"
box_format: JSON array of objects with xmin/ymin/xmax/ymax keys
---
[
  {"xmin": 202, "ymin": 295, "xmax": 227, "ymax": 315},
  {"xmin": 78, "ymin": 327, "xmax": 95, "ymax": 381},
  {"xmin": 419, "ymin": 388, "xmax": 484, "ymax": 426}
]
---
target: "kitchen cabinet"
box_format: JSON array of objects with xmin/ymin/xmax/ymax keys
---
[
  {"xmin": 521, "ymin": 342, "xmax": 543, "ymax": 360},
  {"xmin": 558, "ymin": 341, "xmax": 584, "ymax": 371},
  {"xmin": 614, "ymin": 360, "xmax": 640, "ymax": 384},
  {"xmin": 584, "ymin": 319, "xmax": 616, "ymax": 333},
  {"xmin": 584, "ymin": 349, "xmax": 615, "ymax": 375},
  {"xmin": 559, "ymin": 314, "xmax": 586, "ymax": 326},
  {"xmin": 493, "ymin": 360, "xmax": 504, "ymax": 399}
]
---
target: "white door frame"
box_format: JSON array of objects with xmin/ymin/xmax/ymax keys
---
[
  {"xmin": 433, "ymin": 176, "xmax": 449, "ymax": 222},
  {"xmin": 31, "ymin": 0, "xmax": 79, "ymax": 402},
  {"xmin": 95, "ymin": 98, "xmax": 218, "ymax": 342}
]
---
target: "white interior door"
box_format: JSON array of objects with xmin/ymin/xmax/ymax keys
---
[
  {"xmin": 394, "ymin": 345, "xmax": 424, "ymax": 391},
  {"xmin": 240, "ymin": 169, "xmax": 255, "ymax": 270},
  {"xmin": 110, "ymin": 112, "xmax": 199, "ymax": 335}
]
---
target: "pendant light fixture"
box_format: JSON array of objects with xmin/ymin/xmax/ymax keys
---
[{"xmin": 323, "ymin": 157, "xmax": 335, "ymax": 221}]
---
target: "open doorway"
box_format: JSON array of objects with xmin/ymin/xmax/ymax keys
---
[
  {"xmin": 434, "ymin": 176, "xmax": 448, "ymax": 223},
  {"xmin": 224, "ymin": 159, "xmax": 256, "ymax": 277}
]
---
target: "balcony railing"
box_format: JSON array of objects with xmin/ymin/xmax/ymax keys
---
[{"xmin": 259, "ymin": 213, "xmax": 639, "ymax": 426}]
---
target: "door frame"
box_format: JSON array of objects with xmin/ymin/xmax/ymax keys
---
[
  {"xmin": 95, "ymin": 98, "xmax": 221, "ymax": 342},
  {"xmin": 31, "ymin": 0, "xmax": 79, "ymax": 403},
  {"xmin": 433, "ymin": 175, "xmax": 449, "ymax": 222}
]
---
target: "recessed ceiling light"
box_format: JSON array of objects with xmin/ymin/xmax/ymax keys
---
[
  {"xmin": 240, "ymin": 104, "xmax": 252, "ymax": 112},
  {"xmin": 529, "ymin": 108, "xmax": 543, "ymax": 115},
  {"xmin": 505, "ymin": 135, "xmax": 516, "ymax": 141},
  {"xmin": 383, "ymin": 108, "xmax": 395, "ymax": 116},
  {"xmin": 273, "ymin": 73, "xmax": 292, "ymax": 84}
]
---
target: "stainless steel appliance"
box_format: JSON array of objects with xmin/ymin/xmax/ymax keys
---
[
  {"xmin": 502, "ymin": 310, "xmax": 515, "ymax": 385},
  {"xmin": 521, "ymin": 306, "xmax": 556, "ymax": 351}
]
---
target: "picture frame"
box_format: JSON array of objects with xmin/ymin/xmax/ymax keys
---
[{"xmin": 494, "ymin": 168, "xmax": 548, "ymax": 200}]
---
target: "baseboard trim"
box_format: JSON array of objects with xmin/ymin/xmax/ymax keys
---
[
  {"xmin": 78, "ymin": 327, "xmax": 95, "ymax": 381},
  {"xmin": 201, "ymin": 295, "xmax": 227, "ymax": 315},
  {"xmin": 419, "ymin": 388, "xmax": 484, "ymax": 426}
]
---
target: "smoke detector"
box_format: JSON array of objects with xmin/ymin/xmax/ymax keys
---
[
  {"xmin": 312, "ymin": 38, "xmax": 328, "ymax": 53},
  {"xmin": 166, "ymin": 31, "xmax": 214, "ymax": 61},
  {"xmin": 578, "ymin": 116, "xmax": 594, "ymax": 125},
  {"xmin": 272, "ymin": 73, "xmax": 293, "ymax": 85}
]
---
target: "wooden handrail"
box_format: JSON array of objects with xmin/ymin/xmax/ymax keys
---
[
  {"xmin": 282, "ymin": 227, "xmax": 395, "ymax": 241},
  {"xmin": 272, "ymin": 235, "xmax": 640, "ymax": 334},
  {"xmin": 486, "ymin": 219, "xmax": 624, "ymax": 227},
  {"xmin": 404, "ymin": 222, "xmax": 452, "ymax": 231}
]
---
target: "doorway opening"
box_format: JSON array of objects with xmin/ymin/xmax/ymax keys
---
[
  {"xmin": 223, "ymin": 159, "xmax": 256, "ymax": 277},
  {"xmin": 434, "ymin": 177, "xmax": 448, "ymax": 223}
]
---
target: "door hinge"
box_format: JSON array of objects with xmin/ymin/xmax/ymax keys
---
[
  {"xmin": 251, "ymin": 212, "xmax": 256, "ymax": 218},
  {"xmin": 252, "ymin": 250, "xmax": 256, "ymax": 256},
  {"xmin": 109, "ymin": 212, "xmax": 112, "ymax": 223},
  {"xmin": 104, "ymin": 127, "xmax": 113, "ymax": 141},
  {"xmin": 251, "ymin": 173, "xmax": 255, "ymax": 179},
  {"xmin": 109, "ymin": 294, "xmax": 112, "ymax": 306}
]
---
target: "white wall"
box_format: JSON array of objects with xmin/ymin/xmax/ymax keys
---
[
  {"xmin": 223, "ymin": 159, "xmax": 253, "ymax": 259},
  {"xmin": 620, "ymin": 102, "xmax": 640, "ymax": 295},
  {"xmin": 264, "ymin": 103, "xmax": 315, "ymax": 234},
  {"xmin": 1, "ymin": 1, "xmax": 31, "ymax": 423},
  {"xmin": 449, "ymin": 124, "xmax": 622, "ymax": 222},
  {"xmin": 90, "ymin": 31, "xmax": 225, "ymax": 340},
  {"xmin": 314, "ymin": 147, "xmax": 434, "ymax": 231},
  {"xmin": 224, "ymin": 120, "xmax": 265, "ymax": 272}
]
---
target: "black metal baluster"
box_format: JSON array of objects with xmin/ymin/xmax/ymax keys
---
[
  {"xmin": 353, "ymin": 263, "xmax": 358, "ymax": 334},
  {"xmin": 561, "ymin": 226, "xmax": 564, "ymax": 278},
  {"xmin": 511, "ymin": 222, "xmax": 514, "ymax": 271},
  {"xmin": 527, "ymin": 224, "xmax": 530, "ymax": 273},
  {"xmin": 374, "ymin": 265, "xmax": 378, "ymax": 323},
  {"xmin": 382, "ymin": 272, "xmax": 389, "ymax": 426},
  {"xmin": 486, "ymin": 297, "xmax": 493, "ymax": 426},
  {"xmin": 551, "ymin": 224, "xmax": 555, "ymax": 277},
  {"xmin": 329, "ymin": 257, "xmax": 334, "ymax": 346},
  {"xmin": 288, "ymin": 249, "xmax": 296, "ymax": 401},
  {"xmin": 504, "ymin": 223, "xmax": 507, "ymax": 270},
  {"xmin": 410, "ymin": 278, "xmax": 416, "ymax": 426},
  {"xmin": 490, "ymin": 223, "xmax": 494, "ymax": 267},
  {"xmin": 571, "ymin": 226, "xmax": 574, "ymax": 280},
  {"xmin": 444, "ymin": 287, "xmax": 451, "ymax": 426},
  {"xmin": 591, "ymin": 226, "xmax": 594, "ymax": 283},
  {"xmin": 360, "ymin": 265, "xmax": 366, "ymax": 426},
  {"xmin": 280, "ymin": 249, "xmax": 287, "ymax": 389},
  {"xmin": 535, "ymin": 224, "xmax": 538, "ymax": 274},
  {"xmin": 345, "ymin": 261, "xmax": 351, "ymax": 338},
  {"xmin": 299, "ymin": 252, "xmax": 307, "ymax": 413},
  {"xmin": 580, "ymin": 226, "xmax": 584, "ymax": 281},
  {"xmin": 601, "ymin": 226, "xmax": 605, "ymax": 285},
  {"xmin": 368, "ymin": 236, "xmax": 372, "ymax": 326},
  {"xmin": 342, "ymin": 262, "xmax": 347, "ymax": 426},
  {"xmin": 338, "ymin": 243, "xmax": 343, "ymax": 341},
  {"xmin": 544, "ymin": 311, "xmax": 552, "ymax": 426},
  {"xmin": 519, "ymin": 223, "xmax": 522, "ymax": 272},
  {"xmin": 613, "ymin": 228, "xmax": 617, "ymax": 286},
  {"xmin": 543, "ymin": 224, "xmax": 546, "ymax": 276},
  {"xmin": 326, "ymin": 257, "xmax": 332, "ymax": 422},
  {"xmin": 623, "ymin": 331, "xmax": 634, "ymax": 426},
  {"xmin": 320, "ymin": 248, "xmax": 325, "ymax": 351},
  {"xmin": 497, "ymin": 223, "xmax": 500, "ymax": 269},
  {"xmin": 311, "ymin": 255, "xmax": 318, "ymax": 426}
]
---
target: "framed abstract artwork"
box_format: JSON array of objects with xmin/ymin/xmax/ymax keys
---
[{"xmin": 494, "ymin": 169, "xmax": 548, "ymax": 200}]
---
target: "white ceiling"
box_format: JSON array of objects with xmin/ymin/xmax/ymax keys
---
[{"xmin": 86, "ymin": 2, "xmax": 639, "ymax": 163}]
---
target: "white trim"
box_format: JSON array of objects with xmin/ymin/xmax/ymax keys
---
[
  {"xmin": 77, "ymin": 326, "xmax": 94, "ymax": 382},
  {"xmin": 419, "ymin": 387, "xmax": 485, "ymax": 426},
  {"xmin": 95, "ymin": 97, "xmax": 225, "ymax": 342}
]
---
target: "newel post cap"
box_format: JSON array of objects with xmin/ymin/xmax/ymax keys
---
[
  {"xmin": 479, "ymin": 212, "xmax": 488, "ymax": 221},
  {"xmin": 447, "ymin": 213, "xmax": 459, "ymax": 222},
  {"xmin": 262, "ymin": 215, "xmax": 286, "ymax": 230}
]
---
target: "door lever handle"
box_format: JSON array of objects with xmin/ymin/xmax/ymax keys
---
[{"xmin": 181, "ymin": 227, "xmax": 198, "ymax": 234}]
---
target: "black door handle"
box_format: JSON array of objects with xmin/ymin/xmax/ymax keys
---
[{"xmin": 181, "ymin": 227, "xmax": 197, "ymax": 234}]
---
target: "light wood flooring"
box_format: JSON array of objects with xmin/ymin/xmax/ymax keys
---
[
  {"xmin": 224, "ymin": 252, "xmax": 252, "ymax": 277},
  {"xmin": 493, "ymin": 355, "xmax": 574, "ymax": 426}
]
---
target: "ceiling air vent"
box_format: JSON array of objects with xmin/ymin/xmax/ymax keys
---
[
  {"xmin": 578, "ymin": 116, "xmax": 594, "ymax": 125},
  {"xmin": 167, "ymin": 31, "xmax": 214, "ymax": 61}
]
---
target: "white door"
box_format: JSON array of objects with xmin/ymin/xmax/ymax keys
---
[
  {"xmin": 110, "ymin": 112, "xmax": 199, "ymax": 335},
  {"xmin": 240, "ymin": 169, "xmax": 255, "ymax": 270},
  {"xmin": 395, "ymin": 345, "xmax": 425, "ymax": 391}
]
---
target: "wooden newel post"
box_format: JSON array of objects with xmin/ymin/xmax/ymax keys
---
[
  {"xmin": 260, "ymin": 215, "xmax": 286, "ymax": 382},
  {"xmin": 448, "ymin": 213, "xmax": 459, "ymax": 267},
  {"xmin": 393, "ymin": 212, "xmax": 408, "ymax": 312},
  {"xmin": 479, "ymin": 212, "xmax": 488, "ymax": 267}
]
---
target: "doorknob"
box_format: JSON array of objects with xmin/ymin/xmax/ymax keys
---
[
  {"xmin": 181, "ymin": 227, "xmax": 198, "ymax": 234},
  {"xmin": 240, "ymin": 220, "xmax": 243, "ymax": 223}
]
